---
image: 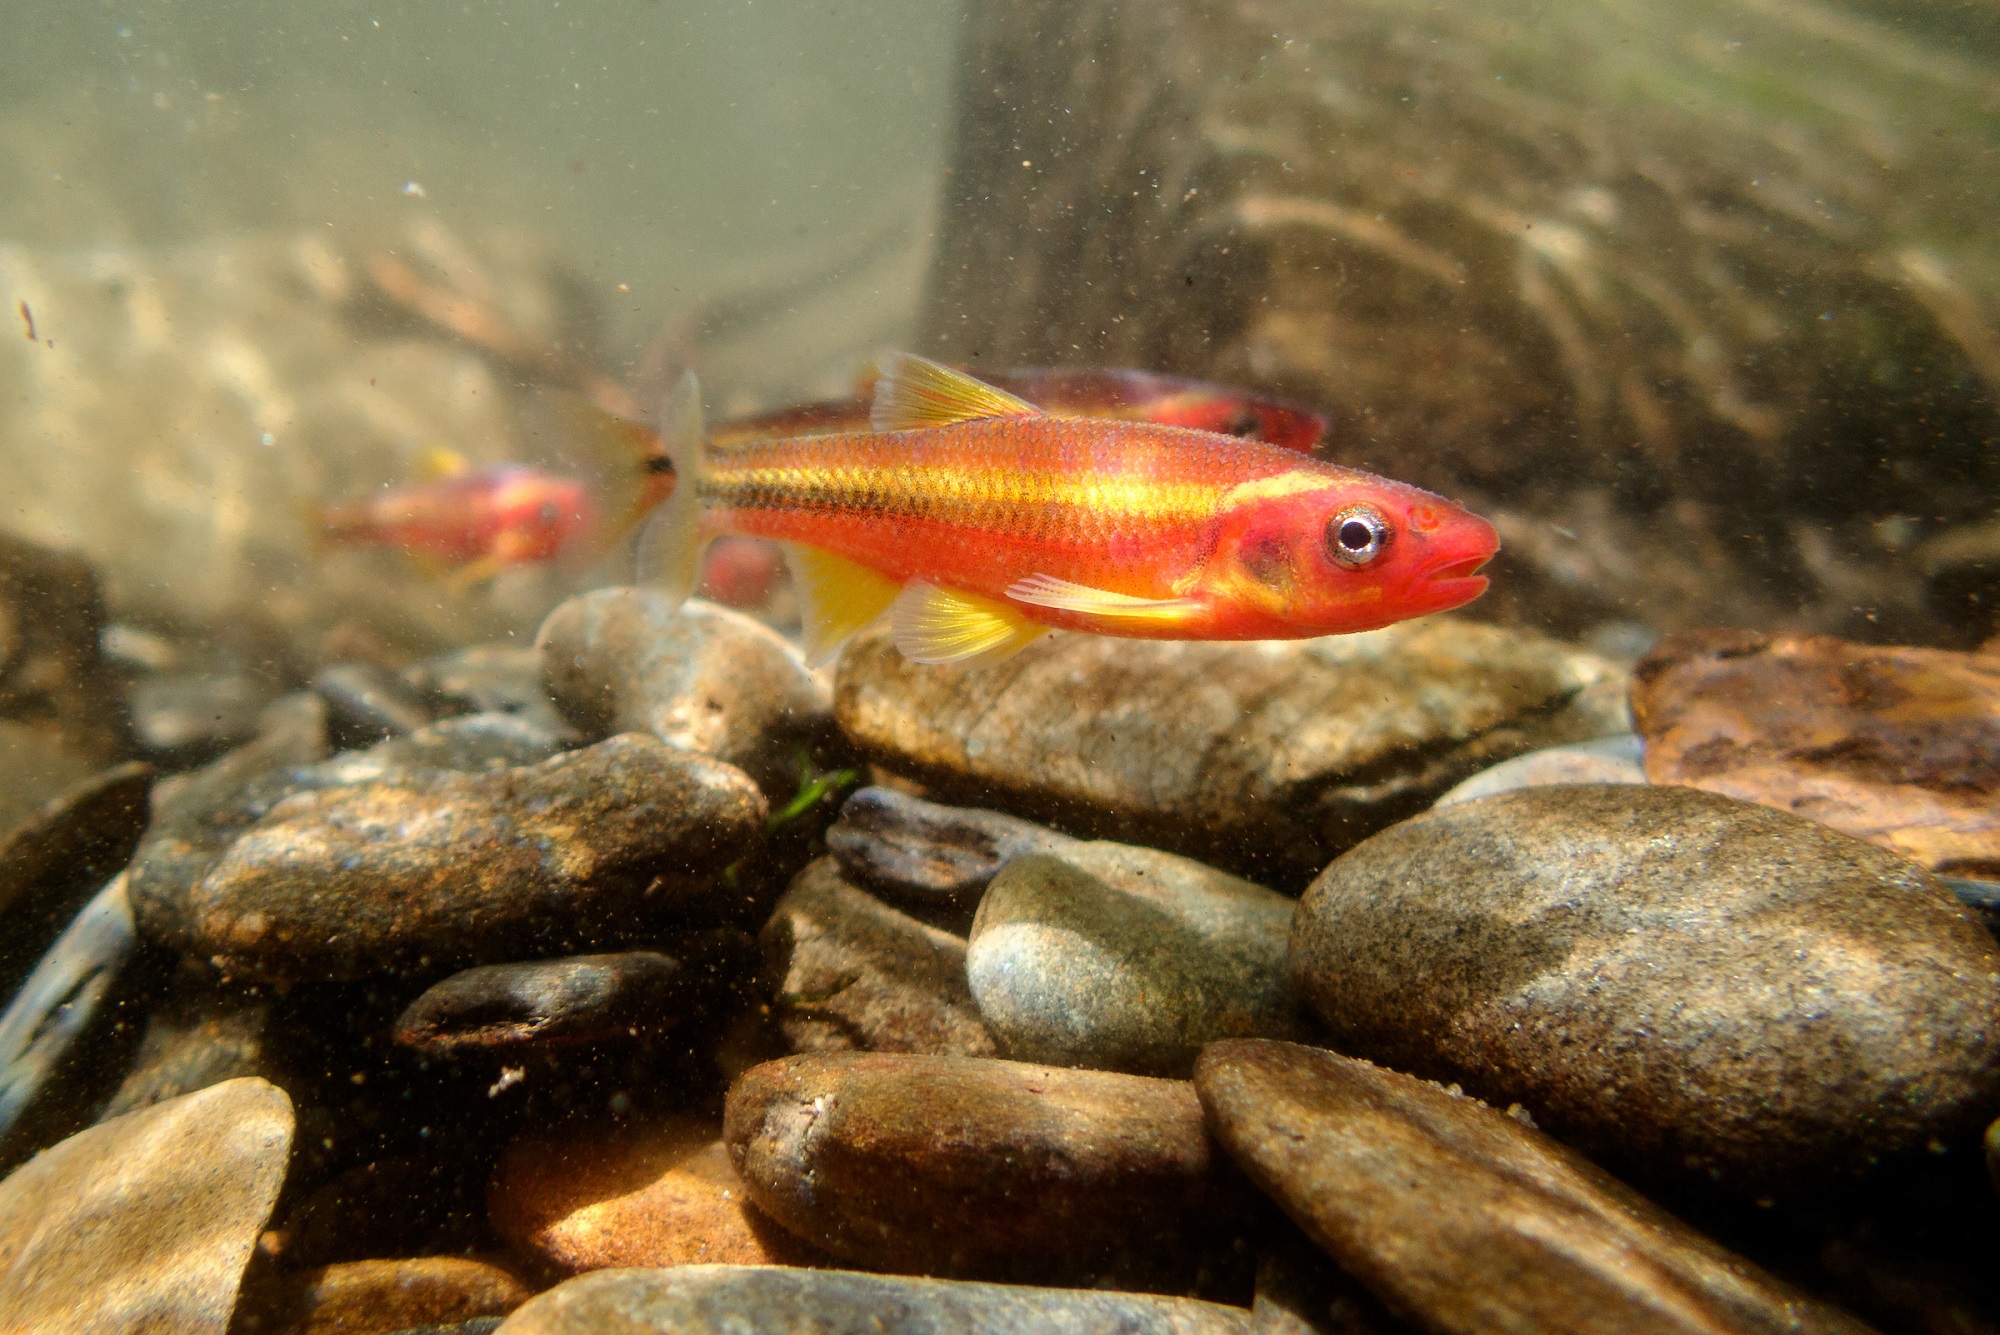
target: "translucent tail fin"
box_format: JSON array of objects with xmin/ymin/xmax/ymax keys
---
[{"xmin": 634, "ymin": 370, "xmax": 708, "ymax": 606}]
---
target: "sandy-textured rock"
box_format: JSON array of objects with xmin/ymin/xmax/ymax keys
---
[
  {"xmin": 1433, "ymin": 735, "xmax": 1645, "ymax": 807},
  {"xmin": 1197, "ymin": 1040, "xmax": 1876, "ymax": 1335},
  {"xmin": 835, "ymin": 618, "xmax": 1626, "ymax": 884},
  {"xmin": 539, "ymin": 589, "xmax": 833, "ymax": 798},
  {"xmin": 967, "ymin": 853, "xmax": 1297, "ymax": 1076},
  {"xmin": 724, "ymin": 1051, "xmax": 1252, "ymax": 1285},
  {"xmin": 241, "ymin": 1257, "xmax": 532, "ymax": 1335},
  {"xmin": 824, "ymin": 785, "xmax": 1069, "ymax": 906},
  {"xmin": 496, "ymin": 1265, "xmax": 1256, "ymax": 1334},
  {"xmin": 145, "ymin": 733, "xmax": 766, "ymax": 981},
  {"xmin": 0, "ymin": 1076, "xmax": 293, "ymax": 1334},
  {"xmin": 490, "ymin": 1115, "xmax": 821, "ymax": 1272},
  {"xmin": 1634, "ymin": 630, "xmax": 2000, "ymax": 876},
  {"xmin": 759, "ymin": 859, "xmax": 995, "ymax": 1058},
  {"xmin": 393, "ymin": 951, "xmax": 706, "ymax": 1056},
  {"xmin": 1292, "ymin": 784, "xmax": 2000, "ymax": 1194}
]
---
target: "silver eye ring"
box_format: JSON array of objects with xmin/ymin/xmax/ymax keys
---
[{"xmin": 1326, "ymin": 504, "xmax": 1391, "ymax": 567}]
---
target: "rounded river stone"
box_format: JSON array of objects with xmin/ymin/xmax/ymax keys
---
[{"xmin": 1292, "ymin": 784, "xmax": 2000, "ymax": 1194}]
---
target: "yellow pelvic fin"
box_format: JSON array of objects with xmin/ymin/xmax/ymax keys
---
[
  {"xmin": 784, "ymin": 543, "xmax": 901, "ymax": 667},
  {"xmin": 417, "ymin": 446, "xmax": 473, "ymax": 480},
  {"xmin": 441, "ymin": 552, "xmax": 508, "ymax": 591},
  {"xmin": 870, "ymin": 352, "xmax": 1041, "ymax": 432},
  {"xmin": 890, "ymin": 581, "xmax": 1050, "ymax": 666},
  {"xmin": 1004, "ymin": 573, "xmax": 1204, "ymax": 622}
]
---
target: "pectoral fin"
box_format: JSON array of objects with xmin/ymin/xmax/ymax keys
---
[
  {"xmin": 785, "ymin": 543, "xmax": 901, "ymax": 667},
  {"xmin": 891, "ymin": 581, "xmax": 1049, "ymax": 665},
  {"xmin": 1004, "ymin": 573, "xmax": 1203, "ymax": 623},
  {"xmin": 870, "ymin": 352, "xmax": 1041, "ymax": 432}
]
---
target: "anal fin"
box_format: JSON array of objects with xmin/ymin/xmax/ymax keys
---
[
  {"xmin": 785, "ymin": 543, "xmax": 901, "ymax": 667},
  {"xmin": 891, "ymin": 581, "xmax": 1049, "ymax": 666},
  {"xmin": 1005, "ymin": 573, "xmax": 1202, "ymax": 622}
]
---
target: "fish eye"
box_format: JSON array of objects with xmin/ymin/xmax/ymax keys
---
[
  {"xmin": 1326, "ymin": 504, "xmax": 1391, "ymax": 567},
  {"xmin": 1223, "ymin": 409, "xmax": 1260, "ymax": 437}
]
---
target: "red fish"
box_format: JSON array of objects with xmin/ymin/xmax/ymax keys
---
[
  {"xmin": 317, "ymin": 461, "xmax": 598, "ymax": 586},
  {"xmin": 708, "ymin": 365, "xmax": 1328, "ymax": 453},
  {"xmin": 640, "ymin": 354, "xmax": 1495, "ymax": 664}
]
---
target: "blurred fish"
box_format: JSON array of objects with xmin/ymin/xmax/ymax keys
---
[
  {"xmin": 316, "ymin": 453, "xmax": 604, "ymax": 588},
  {"xmin": 710, "ymin": 364, "xmax": 1329, "ymax": 452},
  {"xmin": 639, "ymin": 353, "xmax": 1496, "ymax": 665}
]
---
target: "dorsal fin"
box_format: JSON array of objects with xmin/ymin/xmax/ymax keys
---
[{"xmin": 870, "ymin": 352, "xmax": 1041, "ymax": 432}]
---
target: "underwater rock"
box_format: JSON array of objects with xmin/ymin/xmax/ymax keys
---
[
  {"xmin": 96, "ymin": 966, "xmax": 279, "ymax": 1121},
  {"xmin": 393, "ymin": 950, "xmax": 703, "ymax": 1057},
  {"xmin": 967, "ymin": 852, "xmax": 1297, "ymax": 1076},
  {"xmin": 825, "ymin": 785, "xmax": 1069, "ymax": 906},
  {"xmin": 405, "ymin": 642, "xmax": 568, "ymax": 732},
  {"xmin": 312, "ymin": 660, "xmax": 439, "ymax": 749},
  {"xmin": 1918, "ymin": 519, "xmax": 2000, "ymax": 647},
  {"xmin": 1253, "ymin": 1231, "xmax": 1411, "ymax": 1335},
  {"xmin": 1633, "ymin": 630, "xmax": 2000, "ymax": 877},
  {"xmin": 723, "ymin": 1051, "xmax": 1252, "ymax": 1285},
  {"xmin": 349, "ymin": 711, "xmax": 573, "ymax": 776},
  {"xmin": 277, "ymin": 1156, "xmax": 490, "ymax": 1269},
  {"xmin": 1291, "ymin": 784, "xmax": 2000, "ymax": 1195},
  {"xmin": 0, "ymin": 530, "xmax": 127, "ymax": 821},
  {"xmin": 0, "ymin": 759, "xmax": 150, "ymax": 993},
  {"xmin": 240, "ymin": 1256, "xmax": 532, "ymax": 1335},
  {"xmin": 1195, "ymin": 1041, "xmax": 1877, "ymax": 1335},
  {"xmin": 150, "ymin": 733, "xmax": 766, "ymax": 981},
  {"xmin": 835, "ymin": 618, "xmax": 1626, "ymax": 885},
  {"xmin": 759, "ymin": 858, "xmax": 995, "ymax": 1058},
  {"xmin": 921, "ymin": 1, "xmax": 2000, "ymax": 639},
  {"xmin": 0, "ymin": 1076, "xmax": 292, "ymax": 1334},
  {"xmin": 539, "ymin": 589, "xmax": 833, "ymax": 799},
  {"xmin": 1432, "ymin": 734, "xmax": 1646, "ymax": 807},
  {"xmin": 490, "ymin": 1114, "xmax": 822, "ymax": 1273},
  {"xmin": 496, "ymin": 1265, "xmax": 1257, "ymax": 1335}
]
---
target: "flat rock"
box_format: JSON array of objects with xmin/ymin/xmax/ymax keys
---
[
  {"xmin": 150, "ymin": 733, "xmax": 766, "ymax": 981},
  {"xmin": 824, "ymin": 785, "xmax": 1070, "ymax": 905},
  {"xmin": 1196, "ymin": 1040, "xmax": 1876, "ymax": 1335},
  {"xmin": 490, "ymin": 1114, "xmax": 822, "ymax": 1272},
  {"xmin": 1633, "ymin": 630, "xmax": 2000, "ymax": 877},
  {"xmin": 240, "ymin": 1257, "xmax": 531, "ymax": 1335},
  {"xmin": 496, "ymin": 1264, "xmax": 1256, "ymax": 1335},
  {"xmin": 0, "ymin": 1076, "xmax": 293, "ymax": 1334},
  {"xmin": 539, "ymin": 589, "xmax": 833, "ymax": 798},
  {"xmin": 1433, "ymin": 735, "xmax": 1645, "ymax": 807},
  {"xmin": 1292, "ymin": 784, "xmax": 2000, "ymax": 1194},
  {"xmin": 759, "ymin": 859, "xmax": 996, "ymax": 1057},
  {"xmin": 967, "ymin": 852, "xmax": 1297, "ymax": 1076},
  {"xmin": 834, "ymin": 618, "xmax": 1626, "ymax": 884},
  {"xmin": 724, "ymin": 1051, "xmax": 1252, "ymax": 1285},
  {"xmin": 395, "ymin": 952, "xmax": 693, "ymax": 1056}
]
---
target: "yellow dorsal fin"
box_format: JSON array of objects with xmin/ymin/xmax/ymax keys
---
[
  {"xmin": 870, "ymin": 352, "xmax": 1041, "ymax": 432},
  {"xmin": 1004, "ymin": 573, "xmax": 1203, "ymax": 622},
  {"xmin": 418, "ymin": 446, "xmax": 473, "ymax": 480},
  {"xmin": 784, "ymin": 543, "xmax": 901, "ymax": 667},
  {"xmin": 890, "ymin": 581, "xmax": 1049, "ymax": 665}
]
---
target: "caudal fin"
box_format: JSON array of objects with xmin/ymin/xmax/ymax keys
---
[{"xmin": 634, "ymin": 370, "xmax": 708, "ymax": 606}]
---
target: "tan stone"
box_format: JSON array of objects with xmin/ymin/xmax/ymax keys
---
[
  {"xmin": 490, "ymin": 1115, "xmax": 816, "ymax": 1273},
  {"xmin": 0, "ymin": 1076, "xmax": 293, "ymax": 1334},
  {"xmin": 246, "ymin": 1256, "xmax": 531, "ymax": 1335}
]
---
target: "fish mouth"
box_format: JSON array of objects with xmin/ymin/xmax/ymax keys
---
[{"xmin": 1422, "ymin": 553, "xmax": 1493, "ymax": 603}]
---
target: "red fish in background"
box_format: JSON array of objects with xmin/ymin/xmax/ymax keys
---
[
  {"xmin": 709, "ymin": 365, "xmax": 1329, "ymax": 453},
  {"xmin": 640, "ymin": 354, "xmax": 1495, "ymax": 665},
  {"xmin": 316, "ymin": 457, "xmax": 600, "ymax": 587}
]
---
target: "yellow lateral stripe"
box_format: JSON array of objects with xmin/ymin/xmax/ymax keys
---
[{"xmin": 703, "ymin": 462, "xmax": 1223, "ymax": 530}]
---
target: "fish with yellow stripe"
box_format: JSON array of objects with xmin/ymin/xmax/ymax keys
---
[{"xmin": 638, "ymin": 353, "xmax": 1498, "ymax": 665}]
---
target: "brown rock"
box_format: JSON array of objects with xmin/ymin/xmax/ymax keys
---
[
  {"xmin": 496, "ymin": 1264, "xmax": 1257, "ymax": 1334},
  {"xmin": 723, "ymin": 1051, "xmax": 1254, "ymax": 1285},
  {"xmin": 1291, "ymin": 784, "xmax": 2000, "ymax": 1194},
  {"xmin": 145, "ymin": 733, "xmax": 766, "ymax": 980},
  {"xmin": 490, "ymin": 1115, "xmax": 820, "ymax": 1272},
  {"xmin": 1197, "ymin": 1040, "xmax": 1877, "ymax": 1335},
  {"xmin": 0, "ymin": 530, "xmax": 128, "ymax": 801},
  {"xmin": 759, "ymin": 859, "xmax": 996, "ymax": 1057},
  {"xmin": 1633, "ymin": 630, "xmax": 2000, "ymax": 877},
  {"xmin": 0, "ymin": 1076, "xmax": 293, "ymax": 1334},
  {"xmin": 0, "ymin": 760, "xmax": 150, "ymax": 993},
  {"xmin": 241, "ymin": 1256, "xmax": 531, "ymax": 1335},
  {"xmin": 538, "ymin": 589, "xmax": 833, "ymax": 799},
  {"xmin": 835, "ymin": 618, "xmax": 1624, "ymax": 885},
  {"xmin": 393, "ymin": 950, "xmax": 704, "ymax": 1057}
]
